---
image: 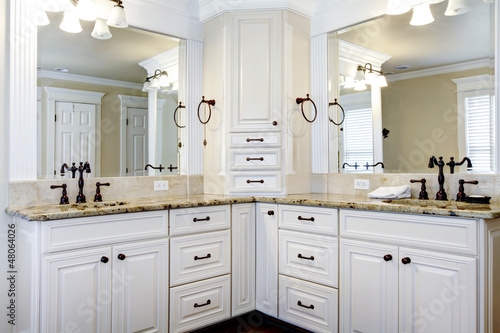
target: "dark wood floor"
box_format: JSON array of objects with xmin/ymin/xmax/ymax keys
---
[{"xmin": 191, "ymin": 311, "xmax": 312, "ymax": 333}]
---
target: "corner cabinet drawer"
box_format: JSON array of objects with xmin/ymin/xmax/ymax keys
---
[
  {"xmin": 170, "ymin": 275, "xmax": 231, "ymax": 333},
  {"xmin": 230, "ymin": 172, "xmax": 282, "ymax": 193},
  {"xmin": 41, "ymin": 211, "xmax": 169, "ymax": 253},
  {"xmin": 340, "ymin": 209, "xmax": 478, "ymax": 255},
  {"xmin": 279, "ymin": 230, "xmax": 338, "ymax": 288},
  {"xmin": 279, "ymin": 205, "xmax": 338, "ymax": 235},
  {"xmin": 230, "ymin": 133, "xmax": 281, "ymax": 148},
  {"xmin": 169, "ymin": 205, "xmax": 230, "ymax": 236},
  {"xmin": 230, "ymin": 149, "xmax": 281, "ymax": 170},
  {"xmin": 279, "ymin": 275, "xmax": 338, "ymax": 333},
  {"xmin": 170, "ymin": 231, "xmax": 230, "ymax": 286}
]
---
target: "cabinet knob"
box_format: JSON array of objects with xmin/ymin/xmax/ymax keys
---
[
  {"xmin": 117, "ymin": 254, "xmax": 126, "ymax": 260},
  {"xmin": 100, "ymin": 256, "xmax": 109, "ymax": 263},
  {"xmin": 383, "ymin": 254, "xmax": 393, "ymax": 262},
  {"xmin": 272, "ymin": 121, "xmax": 278, "ymax": 126},
  {"xmin": 268, "ymin": 210, "xmax": 275, "ymax": 216},
  {"xmin": 401, "ymin": 257, "xmax": 411, "ymax": 265}
]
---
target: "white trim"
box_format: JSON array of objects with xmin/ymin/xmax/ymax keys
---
[
  {"xmin": 139, "ymin": 48, "xmax": 179, "ymax": 75},
  {"xmin": 44, "ymin": 87, "xmax": 106, "ymax": 105},
  {"xmin": 339, "ymin": 40, "xmax": 392, "ymax": 74},
  {"xmin": 39, "ymin": 70, "xmax": 144, "ymax": 90},
  {"xmin": 452, "ymin": 74, "xmax": 492, "ymax": 92}
]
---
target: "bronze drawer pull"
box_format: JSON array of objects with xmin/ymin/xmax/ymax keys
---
[
  {"xmin": 298, "ymin": 253, "xmax": 315, "ymax": 261},
  {"xmin": 383, "ymin": 254, "xmax": 393, "ymax": 262},
  {"xmin": 297, "ymin": 301, "xmax": 314, "ymax": 309},
  {"xmin": 193, "ymin": 216, "xmax": 210, "ymax": 222},
  {"xmin": 401, "ymin": 257, "xmax": 411, "ymax": 265},
  {"xmin": 246, "ymin": 157, "xmax": 264, "ymax": 161},
  {"xmin": 194, "ymin": 299, "xmax": 211, "ymax": 308},
  {"xmin": 246, "ymin": 138, "xmax": 264, "ymax": 142},
  {"xmin": 100, "ymin": 256, "xmax": 109, "ymax": 264},
  {"xmin": 194, "ymin": 253, "xmax": 211, "ymax": 260},
  {"xmin": 117, "ymin": 254, "xmax": 126, "ymax": 260},
  {"xmin": 298, "ymin": 216, "xmax": 315, "ymax": 222},
  {"xmin": 268, "ymin": 210, "xmax": 275, "ymax": 215},
  {"xmin": 247, "ymin": 179, "xmax": 264, "ymax": 184}
]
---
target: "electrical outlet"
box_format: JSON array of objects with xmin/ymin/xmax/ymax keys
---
[
  {"xmin": 354, "ymin": 179, "xmax": 370, "ymax": 190},
  {"xmin": 154, "ymin": 181, "xmax": 169, "ymax": 191}
]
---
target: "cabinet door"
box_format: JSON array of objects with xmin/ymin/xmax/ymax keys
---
[
  {"xmin": 229, "ymin": 11, "xmax": 282, "ymax": 131},
  {"xmin": 41, "ymin": 247, "xmax": 112, "ymax": 333},
  {"xmin": 340, "ymin": 239, "xmax": 398, "ymax": 333},
  {"xmin": 232, "ymin": 203, "xmax": 256, "ymax": 315},
  {"xmin": 255, "ymin": 202, "xmax": 279, "ymax": 317},
  {"xmin": 399, "ymin": 247, "xmax": 477, "ymax": 333},
  {"xmin": 112, "ymin": 239, "xmax": 168, "ymax": 333}
]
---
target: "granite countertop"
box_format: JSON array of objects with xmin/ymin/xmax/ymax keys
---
[{"xmin": 6, "ymin": 193, "xmax": 500, "ymax": 221}]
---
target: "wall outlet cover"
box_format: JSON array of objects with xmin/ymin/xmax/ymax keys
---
[
  {"xmin": 354, "ymin": 179, "xmax": 370, "ymax": 190},
  {"xmin": 154, "ymin": 181, "xmax": 169, "ymax": 191}
]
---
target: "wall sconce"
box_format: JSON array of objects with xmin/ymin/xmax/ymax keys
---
[
  {"xmin": 386, "ymin": 0, "xmax": 472, "ymax": 26},
  {"xmin": 143, "ymin": 69, "xmax": 170, "ymax": 92},
  {"xmin": 351, "ymin": 63, "xmax": 388, "ymax": 91}
]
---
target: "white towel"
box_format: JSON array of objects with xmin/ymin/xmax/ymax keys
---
[{"xmin": 367, "ymin": 185, "xmax": 411, "ymax": 199}]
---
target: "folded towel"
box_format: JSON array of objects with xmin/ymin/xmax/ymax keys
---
[{"xmin": 367, "ymin": 185, "xmax": 411, "ymax": 199}]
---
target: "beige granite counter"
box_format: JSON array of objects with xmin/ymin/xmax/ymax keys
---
[{"xmin": 6, "ymin": 193, "xmax": 500, "ymax": 221}]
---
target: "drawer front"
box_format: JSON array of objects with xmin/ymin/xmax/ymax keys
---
[
  {"xmin": 279, "ymin": 205, "xmax": 338, "ymax": 236},
  {"xmin": 279, "ymin": 230, "xmax": 338, "ymax": 288},
  {"xmin": 170, "ymin": 230, "xmax": 230, "ymax": 286},
  {"xmin": 170, "ymin": 275, "xmax": 231, "ymax": 333},
  {"xmin": 340, "ymin": 209, "xmax": 478, "ymax": 255},
  {"xmin": 230, "ymin": 148, "xmax": 281, "ymax": 170},
  {"xmin": 41, "ymin": 211, "xmax": 168, "ymax": 253},
  {"xmin": 170, "ymin": 205, "xmax": 230, "ymax": 236},
  {"xmin": 230, "ymin": 133, "xmax": 281, "ymax": 148},
  {"xmin": 279, "ymin": 275, "xmax": 338, "ymax": 333},
  {"xmin": 230, "ymin": 172, "xmax": 282, "ymax": 193}
]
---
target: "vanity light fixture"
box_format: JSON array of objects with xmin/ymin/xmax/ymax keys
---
[
  {"xmin": 386, "ymin": 0, "xmax": 472, "ymax": 26},
  {"xmin": 410, "ymin": 3, "xmax": 435, "ymax": 25},
  {"xmin": 351, "ymin": 63, "xmax": 388, "ymax": 91},
  {"xmin": 445, "ymin": 0, "xmax": 471, "ymax": 16},
  {"xmin": 143, "ymin": 69, "xmax": 170, "ymax": 91}
]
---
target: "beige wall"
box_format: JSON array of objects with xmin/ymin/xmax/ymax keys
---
[{"xmin": 382, "ymin": 67, "xmax": 489, "ymax": 173}]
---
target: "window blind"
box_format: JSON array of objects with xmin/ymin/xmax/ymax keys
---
[
  {"xmin": 465, "ymin": 94, "xmax": 494, "ymax": 173},
  {"xmin": 343, "ymin": 107, "xmax": 374, "ymax": 173}
]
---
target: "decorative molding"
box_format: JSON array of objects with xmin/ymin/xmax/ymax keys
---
[
  {"xmin": 199, "ymin": 0, "xmax": 315, "ymax": 22},
  {"xmin": 139, "ymin": 47, "xmax": 179, "ymax": 76},
  {"xmin": 39, "ymin": 70, "xmax": 143, "ymax": 90},
  {"xmin": 452, "ymin": 74, "xmax": 492, "ymax": 92},
  {"xmin": 339, "ymin": 40, "xmax": 391, "ymax": 76},
  {"xmin": 118, "ymin": 95, "xmax": 149, "ymax": 108},
  {"xmin": 44, "ymin": 87, "xmax": 106, "ymax": 104},
  {"xmin": 387, "ymin": 59, "xmax": 491, "ymax": 82}
]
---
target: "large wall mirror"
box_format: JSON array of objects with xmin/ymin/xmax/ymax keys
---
[
  {"xmin": 328, "ymin": 0, "xmax": 495, "ymax": 174},
  {"xmin": 37, "ymin": 12, "xmax": 186, "ymax": 179}
]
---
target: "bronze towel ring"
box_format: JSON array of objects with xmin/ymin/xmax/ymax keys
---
[
  {"xmin": 329, "ymin": 99, "xmax": 345, "ymax": 126},
  {"xmin": 197, "ymin": 96, "xmax": 216, "ymax": 125},
  {"xmin": 173, "ymin": 102, "xmax": 186, "ymax": 128},
  {"xmin": 296, "ymin": 94, "xmax": 317, "ymax": 123}
]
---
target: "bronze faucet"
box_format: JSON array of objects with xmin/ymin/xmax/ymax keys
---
[
  {"xmin": 446, "ymin": 157, "xmax": 472, "ymax": 174},
  {"xmin": 50, "ymin": 184, "xmax": 69, "ymax": 204},
  {"xmin": 410, "ymin": 179, "xmax": 428, "ymax": 200},
  {"xmin": 456, "ymin": 179, "xmax": 478, "ymax": 201},
  {"xmin": 60, "ymin": 162, "xmax": 78, "ymax": 178},
  {"xmin": 145, "ymin": 164, "xmax": 165, "ymax": 172},
  {"xmin": 94, "ymin": 182, "xmax": 110, "ymax": 202},
  {"xmin": 76, "ymin": 162, "xmax": 91, "ymax": 203},
  {"xmin": 428, "ymin": 156, "xmax": 447, "ymax": 200}
]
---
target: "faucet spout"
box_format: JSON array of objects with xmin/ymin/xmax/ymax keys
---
[
  {"xmin": 428, "ymin": 156, "xmax": 447, "ymax": 200},
  {"xmin": 446, "ymin": 156, "xmax": 472, "ymax": 174}
]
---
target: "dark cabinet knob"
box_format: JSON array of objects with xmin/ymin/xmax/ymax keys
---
[
  {"xmin": 383, "ymin": 254, "xmax": 393, "ymax": 262},
  {"xmin": 272, "ymin": 121, "xmax": 278, "ymax": 126},
  {"xmin": 117, "ymin": 254, "xmax": 126, "ymax": 260},
  {"xmin": 100, "ymin": 256, "xmax": 109, "ymax": 263},
  {"xmin": 401, "ymin": 257, "xmax": 411, "ymax": 265},
  {"xmin": 268, "ymin": 210, "xmax": 275, "ymax": 215}
]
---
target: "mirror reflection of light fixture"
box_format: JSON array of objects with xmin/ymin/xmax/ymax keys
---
[
  {"xmin": 386, "ymin": 0, "xmax": 473, "ymax": 26},
  {"xmin": 143, "ymin": 69, "xmax": 170, "ymax": 91},
  {"xmin": 59, "ymin": 9, "xmax": 83, "ymax": 33},
  {"xmin": 91, "ymin": 19, "xmax": 112, "ymax": 39},
  {"xmin": 351, "ymin": 63, "xmax": 388, "ymax": 91},
  {"xmin": 445, "ymin": 0, "xmax": 471, "ymax": 16},
  {"xmin": 107, "ymin": 0, "xmax": 128, "ymax": 28},
  {"xmin": 410, "ymin": 3, "xmax": 435, "ymax": 26},
  {"xmin": 76, "ymin": 0, "xmax": 97, "ymax": 21}
]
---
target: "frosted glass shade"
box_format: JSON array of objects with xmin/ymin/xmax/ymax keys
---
[
  {"xmin": 91, "ymin": 19, "xmax": 112, "ymax": 39},
  {"xmin": 386, "ymin": 0, "xmax": 411, "ymax": 15},
  {"xmin": 376, "ymin": 75, "xmax": 388, "ymax": 87},
  {"xmin": 354, "ymin": 81, "xmax": 367, "ymax": 91},
  {"xmin": 107, "ymin": 4, "xmax": 128, "ymax": 28},
  {"xmin": 365, "ymin": 71, "xmax": 377, "ymax": 84},
  {"xmin": 158, "ymin": 74, "xmax": 170, "ymax": 87},
  {"xmin": 142, "ymin": 81, "xmax": 152, "ymax": 92},
  {"xmin": 354, "ymin": 68, "xmax": 366, "ymax": 82},
  {"xmin": 149, "ymin": 77, "xmax": 160, "ymax": 90},
  {"xmin": 410, "ymin": 4, "xmax": 434, "ymax": 26},
  {"xmin": 59, "ymin": 10, "xmax": 82, "ymax": 33},
  {"xmin": 445, "ymin": 0, "xmax": 471, "ymax": 16},
  {"xmin": 77, "ymin": 0, "xmax": 97, "ymax": 21}
]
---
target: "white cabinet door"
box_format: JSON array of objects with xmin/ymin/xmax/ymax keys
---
[
  {"xmin": 399, "ymin": 247, "xmax": 477, "ymax": 333},
  {"xmin": 232, "ymin": 203, "xmax": 256, "ymax": 315},
  {"xmin": 340, "ymin": 239, "xmax": 398, "ymax": 333},
  {"xmin": 42, "ymin": 247, "xmax": 112, "ymax": 333},
  {"xmin": 112, "ymin": 239, "xmax": 168, "ymax": 333},
  {"xmin": 255, "ymin": 202, "xmax": 279, "ymax": 317}
]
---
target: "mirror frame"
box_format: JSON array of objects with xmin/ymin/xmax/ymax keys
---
[{"xmin": 9, "ymin": 0, "xmax": 204, "ymax": 181}]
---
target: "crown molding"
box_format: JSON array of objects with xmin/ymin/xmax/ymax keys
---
[
  {"xmin": 39, "ymin": 70, "xmax": 144, "ymax": 90},
  {"xmin": 139, "ymin": 47, "xmax": 179, "ymax": 76},
  {"xmin": 338, "ymin": 40, "xmax": 392, "ymax": 77}
]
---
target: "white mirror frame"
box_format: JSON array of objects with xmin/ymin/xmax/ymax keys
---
[
  {"xmin": 9, "ymin": 0, "xmax": 203, "ymax": 181},
  {"xmin": 310, "ymin": 0, "xmax": 500, "ymax": 174}
]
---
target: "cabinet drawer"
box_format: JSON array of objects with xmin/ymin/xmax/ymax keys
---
[
  {"xmin": 170, "ymin": 275, "xmax": 231, "ymax": 333},
  {"xmin": 340, "ymin": 209, "xmax": 478, "ymax": 255},
  {"xmin": 41, "ymin": 211, "xmax": 168, "ymax": 253},
  {"xmin": 279, "ymin": 275, "xmax": 338, "ymax": 333},
  {"xmin": 230, "ymin": 148, "xmax": 281, "ymax": 170},
  {"xmin": 279, "ymin": 205, "xmax": 338, "ymax": 235},
  {"xmin": 230, "ymin": 172, "xmax": 282, "ymax": 193},
  {"xmin": 170, "ymin": 230, "xmax": 230, "ymax": 286},
  {"xmin": 230, "ymin": 133, "xmax": 281, "ymax": 148},
  {"xmin": 169, "ymin": 205, "xmax": 230, "ymax": 236},
  {"xmin": 279, "ymin": 230, "xmax": 338, "ymax": 288}
]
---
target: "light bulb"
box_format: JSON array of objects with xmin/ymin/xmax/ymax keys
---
[
  {"xmin": 91, "ymin": 19, "xmax": 112, "ymax": 39},
  {"xmin": 410, "ymin": 3, "xmax": 434, "ymax": 26},
  {"xmin": 59, "ymin": 10, "xmax": 82, "ymax": 33},
  {"xmin": 76, "ymin": 0, "xmax": 97, "ymax": 21}
]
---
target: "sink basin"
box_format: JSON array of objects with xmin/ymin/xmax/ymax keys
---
[
  {"xmin": 68, "ymin": 201, "xmax": 129, "ymax": 209},
  {"xmin": 382, "ymin": 198, "xmax": 490, "ymax": 210}
]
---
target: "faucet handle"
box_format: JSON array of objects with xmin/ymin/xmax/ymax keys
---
[
  {"xmin": 456, "ymin": 179, "xmax": 479, "ymax": 201},
  {"xmin": 50, "ymin": 184, "xmax": 69, "ymax": 205},
  {"xmin": 94, "ymin": 182, "xmax": 111, "ymax": 202},
  {"xmin": 410, "ymin": 179, "xmax": 429, "ymax": 200}
]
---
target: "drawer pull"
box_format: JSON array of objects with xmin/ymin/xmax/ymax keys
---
[
  {"xmin": 117, "ymin": 254, "xmax": 126, "ymax": 261},
  {"xmin": 246, "ymin": 157, "xmax": 264, "ymax": 161},
  {"xmin": 247, "ymin": 179, "xmax": 264, "ymax": 184},
  {"xmin": 100, "ymin": 256, "xmax": 109, "ymax": 264},
  {"xmin": 383, "ymin": 254, "xmax": 393, "ymax": 262},
  {"xmin": 246, "ymin": 138, "xmax": 264, "ymax": 142},
  {"xmin": 298, "ymin": 216, "xmax": 315, "ymax": 222},
  {"xmin": 402, "ymin": 257, "xmax": 411, "ymax": 265},
  {"xmin": 268, "ymin": 210, "xmax": 275, "ymax": 216},
  {"xmin": 193, "ymin": 216, "xmax": 210, "ymax": 222},
  {"xmin": 194, "ymin": 299, "xmax": 211, "ymax": 308},
  {"xmin": 298, "ymin": 253, "xmax": 315, "ymax": 261},
  {"xmin": 194, "ymin": 253, "xmax": 211, "ymax": 260},
  {"xmin": 297, "ymin": 301, "xmax": 314, "ymax": 309}
]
